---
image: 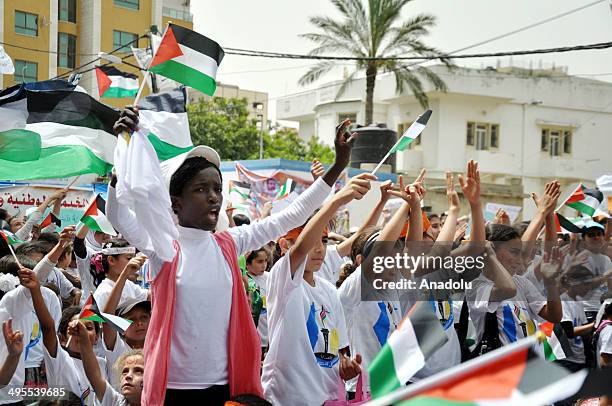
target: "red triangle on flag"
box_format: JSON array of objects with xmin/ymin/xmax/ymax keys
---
[
  {"xmin": 565, "ymin": 185, "xmax": 585, "ymax": 204},
  {"xmin": 40, "ymin": 213, "xmax": 52, "ymax": 229},
  {"xmin": 95, "ymin": 68, "xmax": 112, "ymax": 97},
  {"xmin": 82, "ymin": 195, "xmax": 99, "ymax": 219},
  {"xmin": 149, "ymin": 26, "xmax": 183, "ymax": 68}
]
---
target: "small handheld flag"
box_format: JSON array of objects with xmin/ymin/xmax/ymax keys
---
[
  {"xmin": 80, "ymin": 194, "xmax": 117, "ymax": 236},
  {"xmin": 80, "ymin": 293, "xmax": 133, "ymax": 334},
  {"xmin": 40, "ymin": 212, "xmax": 62, "ymax": 229},
  {"xmin": 0, "ymin": 231, "xmax": 23, "ymax": 268},
  {"xmin": 561, "ymin": 184, "xmax": 603, "ymax": 217},
  {"xmin": 95, "ymin": 66, "xmax": 139, "ymax": 99},
  {"xmin": 371, "ymin": 110, "xmax": 432, "ymax": 175}
]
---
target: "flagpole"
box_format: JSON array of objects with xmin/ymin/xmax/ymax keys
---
[
  {"xmin": 555, "ymin": 183, "xmax": 580, "ymax": 213},
  {"xmin": 364, "ymin": 333, "xmax": 543, "ymax": 406},
  {"xmin": 133, "ymin": 70, "xmax": 150, "ymax": 106},
  {"xmin": 7, "ymin": 243, "xmax": 22, "ymax": 269},
  {"xmin": 371, "ymin": 140, "xmax": 400, "ymax": 176},
  {"xmin": 66, "ymin": 175, "xmax": 80, "ymax": 190}
]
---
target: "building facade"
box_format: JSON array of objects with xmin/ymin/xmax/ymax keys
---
[
  {"xmin": 277, "ymin": 65, "xmax": 612, "ymax": 218},
  {"xmin": 188, "ymin": 82, "xmax": 269, "ymax": 124},
  {"xmin": 0, "ymin": 0, "xmax": 193, "ymax": 108}
]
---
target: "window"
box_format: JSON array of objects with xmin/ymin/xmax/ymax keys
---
[
  {"xmin": 466, "ymin": 121, "xmax": 500, "ymax": 150},
  {"xmin": 540, "ymin": 127, "xmax": 573, "ymax": 157},
  {"xmin": 338, "ymin": 113, "xmax": 357, "ymax": 125},
  {"xmin": 58, "ymin": 33, "xmax": 76, "ymax": 68},
  {"xmin": 15, "ymin": 11, "xmax": 38, "ymax": 37},
  {"xmin": 113, "ymin": 30, "xmax": 138, "ymax": 52},
  {"xmin": 14, "ymin": 60, "xmax": 38, "ymax": 83},
  {"xmin": 397, "ymin": 121, "xmax": 422, "ymax": 149},
  {"xmin": 114, "ymin": 0, "xmax": 139, "ymax": 10},
  {"xmin": 58, "ymin": 0, "xmax": 76, "ymax": 22}
]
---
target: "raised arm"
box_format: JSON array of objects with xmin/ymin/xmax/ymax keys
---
[
  {"xmin": 537, "ymin": 247, "xmax": 563, "ymax": 323},
  {"xmin": 289, "ymin": 173, "xmax": 375, "ymax": 276},
  {"xmin": 34, "ymin": 226, "xmax": 74, "ymax": 283},
  {"xmin": 231, "ymin": 119, "xmax": 357, "ymax": 255},
  {"xmin": 102, "ymin": 256, "xmax": 146, "ymax": 350},
  {"xmin": 459, "ymin": 160, "xmax": 484, "ymax": 244},
  {"xmin": 73, "ymin": 320, "xmax": 107, "ymax": 401},
  {"xmin": 20, "ymin": 269, "xmax": 58, "ymax": 357},
  {"xmin": 523, "ymin": 181, "xmax": 560, "ymax": 260},
  {"xmin": 0, "ymin": 319, "xmax": 23, "ymax": 387},
  {"xmin": 483, "ymin": 242, "xmax": 518, "ymax": 301},
  {"xmin": 42, "ymin": 189, "xmax": 67, "ymax": 234}
]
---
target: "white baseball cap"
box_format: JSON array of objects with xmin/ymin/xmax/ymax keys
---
[{"xmin": 160, "ymin": 145, "xmax": 221, "ymax": 190}]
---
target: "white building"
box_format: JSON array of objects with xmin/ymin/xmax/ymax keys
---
[{"xmin": 277, "ymin": 65, "xmax": 612, "ymax": 218}]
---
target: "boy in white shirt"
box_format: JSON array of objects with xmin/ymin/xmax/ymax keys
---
[
  {"xmin": 20, "ymin": 268, "xmax": 106, "ymax": 406},
  {"xmin": 262, "ymin": 173, "xmax": 373, "ymax": 405}
]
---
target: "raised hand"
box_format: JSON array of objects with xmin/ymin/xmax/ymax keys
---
[
  {"xmin": 339, "ymin": 353, "xmax": 362, "ymax": 381},
  {"xmin": 454, "ymin": 223, "xmax": 468, "ymax": 242},
  {"xmin": 123, "ymin": 255, "xmax": 147, "ymax": 277},
  {"xmin": 335, "ymin": 173, "xmax": 376, "ymax": 205},
  {"xmin": 541, "ymin": 246, "xmax": 564, "ymax": 286},
  {"xmin": 493, "ymin": 208, "xmax": 511, "ymax": 225},
  {"xmin": 260, "ymin": 201, "xmax": 273, "ymax": 219},
  {"xmin": 113, "ymin": 106, "xmax": 139, "ymax": 135},
  {"xmin": 67, "ymin": 320, "xmax": 89, "ymax": 343},
  {"xmin": 2, "ymin": 319, "xmax": 23, "ymax": 357},
  {"xmin": 310, "ymin": 159, "xmax": 325, "ymax": 181},
  {"xmin": 18, "ymin": 268, "xmax": 39, "ymax": 291},
  {"xmin": 531, "ymin": 180, "xmax": 561, "ymax": 216},
  {"xmin": 379, "ymin": 180, "xmax": 394, "ymax": 203},
  {"xmin": 458, "ymin": 160, "xmax": 481, "ymax": 206},
  {"xmin": 446, "ymin": 172, "xmax": 461, "ymax": 214},
  {"xmin": 388, "ymin": 175, "xmax": 422, "ymax": 209},
  {"xmin": 58, "ymin": 226, "xmax": 75, "ymax": 247},
  {"xmin": 333, "ymin": 118, "xmax": 358, "ymax": 169}
]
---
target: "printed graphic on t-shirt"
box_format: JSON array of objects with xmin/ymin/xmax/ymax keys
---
[
  {"xmin": 502, "ymin": 304, "xmax": 536, "ymax": 342},
  {"xmin": 306, "ymin": 303, "xmax": 340, "ymax": 368},
  {"xmin": 432, "ymin": 300, "xmax": 454, "ymax": 330},
  {"xmin": 25, "ymin": 316, "xmax": 41, "ymax": 361}
]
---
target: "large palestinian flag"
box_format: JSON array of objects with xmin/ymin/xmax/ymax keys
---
[
  {"xmin": 136, "ymin": 87, "xmax": 192, "ymax": 160},
  {"xmin": 563, "ymin": 184, "xmax": 604, "ymax": 217},
  {"xmin": 148, "ymin": 23, "xmax": 224, "ymax": 96},
  {"xmin": 80, "ymin": 194, "xmax": 116, "ymax": 236},
  {"xmin": 95, "ymin": 66, "xmax": 139, "ymax": 98},
  {"xmin": 0, "ymin": 81, "xmax": 119, "ymax": 181}
]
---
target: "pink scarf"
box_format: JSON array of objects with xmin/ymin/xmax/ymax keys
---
[{"xmin": 142, "ymin": 232, "xmax": 263, "ymax": 405}]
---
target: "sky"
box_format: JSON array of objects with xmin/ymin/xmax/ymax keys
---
[{"xmin": 191, "ymin": 0, "xmax": 612, "ymax": 123}]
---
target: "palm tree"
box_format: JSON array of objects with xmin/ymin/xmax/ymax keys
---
[{"xmin": 299, "ymin": 0, "xmax": 453, "ymax": 125}]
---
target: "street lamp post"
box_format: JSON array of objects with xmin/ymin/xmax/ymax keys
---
[{"xmin": 253, "ymin": 102, "xmax": 265, "ymax": 159}]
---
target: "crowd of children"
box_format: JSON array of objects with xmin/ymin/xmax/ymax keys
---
[{"xmin": 0, "ymin": 109, "xmax": 609, "ymax": 406}]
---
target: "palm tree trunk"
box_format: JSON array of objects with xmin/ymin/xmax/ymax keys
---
[{"xmin": 365, "ymin": 64, "xmax": 377, "ymax": 125}]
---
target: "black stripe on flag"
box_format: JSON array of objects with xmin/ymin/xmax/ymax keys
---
[
  {"xmin": 169, "ymin": 23, "xmax": 225, "ymax": 66},
  {"xmin": 26, "ymin": 90, "xmax": 120, "ymax": 134},
  {"xmin": 553, "ymin": 322, "xmax": 574, "ymax": 358},
  {"xmin": 137, "ymin": 87, "xmax": 187, "ymax": 113},
  {"xmin": 416, "ymin": 109, "xmax": 432, "ymax": 125},
  {"xmin": 95, "ymin": 195, "xmax": 108, "ymax": 215},
  {"xmin": 518, "ymin": 350, "xmax": 571, "ymax": 394},
  {"xmin": 581, "ymin": 184, "xmax": 604, "ymax": 205},
  {"xmin": 409, "ymin": 301, "xmax": 448, "ymax": 360},
  {"xmin": 98, "ymin": 65, "xmax": 138, "ymax": 80}
]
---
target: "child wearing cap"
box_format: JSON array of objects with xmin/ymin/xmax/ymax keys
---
[
  {"xmin": 109, "ymin": 109, "xmax": 356, "ymax": 404},
  {"xmin": 261, "ymin": 173, "xmax": 374, "ymax": 405},
  {"xmin": 92, "ymin": 239, "xmax": 149, "ymax": 312}
]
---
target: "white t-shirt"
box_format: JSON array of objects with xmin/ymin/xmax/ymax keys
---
[
  {"xmin": 93, "ymin": 278, "xmax": 149, "ymax": 312},
  {"xmin": 252, "ymin": 272, "xmax": 269, "ymax": 347},
  {"xmin": 0, "ymin": 286, "xmax": 61, "ymax": 403},
  {"xmin": 318, "ymin": 244, "xmax": 348, "ymax": 285},
  {"xmin": 596, "ymin": 323, "xmax": 612, "ymax": 368},
  {"xmin": 101, "ymin": 384, "xmax": 128, "ymax": 406},
  {"xmin": 582, "ymin": 251, "xmax": 612, "ymax": 312},
  {"xmin": 467, "ymin": 274, "xmax": 546, "ymax": 345},
  {"xmin": 523, "ymin": 256, "xmax": 547, "ymax": 297},
  {"xmin": 46, "ymin": 267, "xmax": 77, "ymax": 299},
  {"xmin": 262, "ymin": 254, "xmax": 349, "ymax": 406},
  {"xmin": 76, "ymin": 250, "xmax": 97, "ymax": 307},
  {"xmin": 103, "ymin": 335, "xmax": 133, "ymax": 389},
  {"xmin": 44, "ymin": 344, "xmax": 107, "ymax": 406},
  {"xmin": 107, "ymin": 177, "xmax": 332, "ymax": 390},
  {"xmin": 560, "ymin": 293, "xmax": 588, "ymax": 364},
  {"xmin": 338, "ymin": 266, "xmax": 401, "ymax": 392}
]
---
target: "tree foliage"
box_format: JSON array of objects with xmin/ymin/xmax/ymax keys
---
[{"xmin": 188, "ymin": 97, "xmax": 335, "ymax": 163}]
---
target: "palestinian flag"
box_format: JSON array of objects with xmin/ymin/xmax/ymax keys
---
[
  {"xmin": 80, "ymin": 293, "xmax": 133, "ymax": 334},
  {"xmin": 0, "ymin": 81, "xmax": 119, "ymax": 181},
  {"xmin": 0, "ymin": 230, "xmax": 23, "ymax": 246},
  {"xmin": 229, "ymin": 180, "xmax": 251, "ymax": 199},
  {"xmin": 563, "ymin": 184, "xmax": 604, "ymax": 217},
  {"xmin": 368, "ymin": 301, "xmax": 448, "ymax": 399},
  {"xmin": 540, "ymin": 321, "xmax": 573, "ymax": 361},
  {"xmin": 148, "ymin": 23, "xmax": 224, "ymax": 96},
  {"xmin": 80, "ymin": 194, "xmax": 116, "ymax": 236},
  {"xmin": 277, "ymin": 178, "xmax": 295, "ymax": 199},
  {"xmin": 95, "ymin": 66, "xmax": 139, "ymax": 99},
  {"xmin": 40, "ymin": 212, "xmax": 61, "ymax": 229},
  {"xmin": 393, "ymin": 347, "xmax": 596, "ymax": 406},
  {"xmin": 136, "ymin": 87, "xmax": 192, "ymax": 160},
  {"xmin": 390, "ymin": 110, "xmax": 432, "ymax": 153},
  {"xmin": 554, "ymin": 212, "xmax": 583, "ymax": 234}
]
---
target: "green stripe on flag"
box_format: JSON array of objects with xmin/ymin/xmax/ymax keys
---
[
  {"xmin": 102, "ymin": 87, "xmax": 138, "ymax": 98},
  {"xmin": 369, "ymin": 344, "xmax": 402, "ymax": 399},
  {"xmin": 398, "ymin": 397, "xmax": 477, "ymax": 406},
  {"xmin": 543, "ymin": 340, "xmax": 557, "ymax": 361},
  {"xmin": 0, "ymin": 145, "xmax": 112, "ymax": 180},
  {"xmin": 147, "ymin": 133, "xmax": 193, "ymax": 161},
  {"xmin": 566, "ymin": 201, "xmax": 596, "ymax": 216},
  {"xmin": 150, "ymin": 59, "xmax": 217, "ymax": 96},
  {"xmin": 81, "ymin": 314, "xmax": 106, "ymax": 323},
  {"xmin": 81, "ymin": 216, "xmax": 104, "ymax": 233},
  {"xmin": 391, "ymin": 136, "xmax": 415, "ymax": 153},
  {"xmin": 0, "ymin": 129, "xmax": 42, "ymax": 161}
]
